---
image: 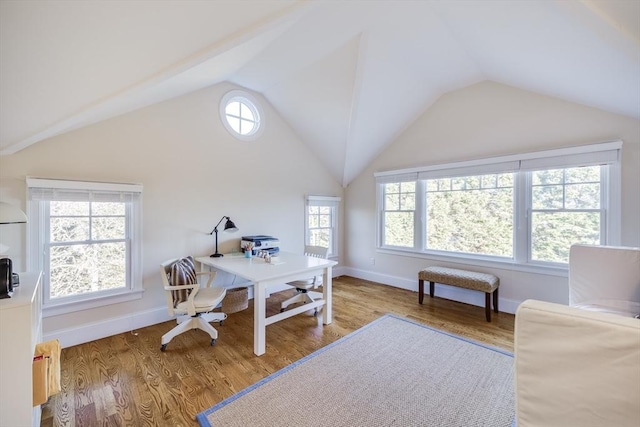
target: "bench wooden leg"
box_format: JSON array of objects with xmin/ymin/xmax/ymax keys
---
[
  {"xmin": 493, "ymin": 288, "xmax": 499, "ymax": 313},
  {"xmin": 485, "ymin": 292, "xmax": 491, "ymax": 322},
  {"xmin": 429, "ymin": 281, "xmax": 435, "ymax": 298},
  {"xmin": 418, "ymin": 279, "xmax": 424, "ymax": 304}
]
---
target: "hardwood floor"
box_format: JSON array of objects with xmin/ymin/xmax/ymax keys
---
[{"xmin": 41, "ymin": 276, "xmax": 514, "ymax": 426}]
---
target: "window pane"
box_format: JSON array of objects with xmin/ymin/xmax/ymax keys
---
[
  {"xmin": 385, "ymin": 193, "xmax": 399, "ymax": 210},
  {"xmin": 92, "ymin": 217, "xmax": 125, "ymax": 240},
  {"xmin": 385, "ymin": 183, "xmax": 399, "ymax": 193},
  {"xmin": 532, "ymin": 169, "xmax": 563, "ymax": 185},
  {"xmin": 452, "ymin": 177, "xmax": 465, "ymax": 190},
  {"xmin": 531, "ymin": 212, "xmax": 600, "ymax": 263},
  {"xmin": 437, "ymin": 179, "xmax": 450, "ymax": 191},
  {"xmin": 401, "ymin": 182, "xmax": 415, "ymax": 193},
  {"xmin": 50, "ymin": 217, "xmax": 89, "ymax": 242},
  {"xmin": 384, "ymin": 212, "xmax": 414, "ymax": 247},
  {"xmin": 92, "ymin": 202, "xmax": 125, "ymax": 216},
  {"xmin": 426, "ymin": 187, "xmax": 513, "ymax": 257},
  {"xmin": 310, "ymin": 229, "xmax": 330, "ymax": 249},
  {"xmin": 532, "ymin": 185, "xmax": 563, "ymax": 209},
  {"xmin": 319, "ymin": 214, "xmax": 330, "ymax": 228},
  {"xmin": 49, "ymin": 242, "xmax": 126, "ymax": 299},
  {"xmin": 319, "ymin": 207, "xmax": 331, "ymax": 215},
  {"xmin": 308, "ymin": 206, "xmax": 319, "ymax": 215},
  {"xmin": 51, "ymin": 201, "xmax": 89, "ymax": 216},
  {"xmin": 497, "ymin": 173, "xmax": 513, "ymax": 187},
  {"xmin": 565, "ymin": 183, "xmax": 600, "ymax": 209},
  {"xmin": 226, "ymin": 116, "xmax": 241, "ymax": 133},
  {"xmin": 566, "ymin": 166, "xmax": 599, "ymax": 183},
  {"xmin": 466, "ymin": 176, "xmax": 480, "ymax": 189},
  {"xmin": 309, "ymin": 214, "xmax": 319, "ymax": 228},
  {"xmin": 226, "ymin": 101, "xmax": 240, "ymax": 117},
  {"xmin": 400, "ymin": 192, "xmax": 415, "ymax": 210},
  {"xmin": 239, "ymin": 118, "xmax": 255, "ymax": 135},
  {"xmin": 481, "ymin": 175, "xmax": 497, "ymax": 189},
  {"xmin": 239, "ymin": 102, "xmax": 254, "ymax": 121}
]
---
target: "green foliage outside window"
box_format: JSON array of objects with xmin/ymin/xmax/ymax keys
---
[{"xmin": 381, "ymin": 165, "xmax": 603, "ymax": 264}]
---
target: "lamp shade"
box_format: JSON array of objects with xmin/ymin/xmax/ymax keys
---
[
  {"xmin": 223, "ymin": 218, "xmax": 238, "ymax": 233},
  {"xmin": 0, "ymin": 202, "xmax": 27, "ymax": 224}
]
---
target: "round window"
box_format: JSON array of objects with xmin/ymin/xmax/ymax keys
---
[{"xmin": 220, "ymin": 90, "xmax": 263, "ymax": 141}]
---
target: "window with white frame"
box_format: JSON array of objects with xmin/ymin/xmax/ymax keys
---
[
  {"xmin": 376, "ymin": 141, "xmax": 621, "ymax": 268},
  {"xmin": 27, "ymin": 178, "xmax": 143, "ymax": 315},
  {"xmin": 220, "ymin": 90, "xmax": 263, "ymax": 141},
  {"xmin": 305, "ymin": 196, "xmax": 340, "ymax": 257}
]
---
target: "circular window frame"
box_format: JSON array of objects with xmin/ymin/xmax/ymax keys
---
[{"xmin": 219, "ymin": 90, "xmax": 264, "ymax": 141}]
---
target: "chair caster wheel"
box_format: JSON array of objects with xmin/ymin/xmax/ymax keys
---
[
  {"xmin": 219, "ymin": 320, "xmax": 223, "ymax": 326},
  {"xmin": 280, "ymin": 308, "xmax": 285, "ymax": 313},
  {"xmin": 210, "ymin": 339, "xmax": 216, "ymax": 346},
  {"xmin": 313, "ymin": 310, "xmax": 318, "ymax": 317},
  {"xmin": 160, "ymin": 344, "xmax": 167, "ymax": 352}
]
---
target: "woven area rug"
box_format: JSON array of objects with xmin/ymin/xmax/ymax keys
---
[{"xmin": 197, "ymin": 314, "xmax": 514, "ymax": 427}]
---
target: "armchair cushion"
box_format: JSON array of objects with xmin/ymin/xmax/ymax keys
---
[{"xmin": 169, "ymin": 256, "xmax": 198, "ymax": 308}]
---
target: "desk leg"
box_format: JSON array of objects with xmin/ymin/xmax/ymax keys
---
[
  {"xmin": 254, "ymin": 281, "xmax": 267, "ymax": 356},
  {"xmin": 323, "ymin": 267, "xmax": 333, "ymax": 325}
]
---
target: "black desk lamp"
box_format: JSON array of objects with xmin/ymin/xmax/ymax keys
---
[{"xmin": 209, "ymin": 216, "xmax": 239, "ymax": 257}]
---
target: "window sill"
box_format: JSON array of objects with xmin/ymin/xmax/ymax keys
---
[
  {"xmin": 43, "ymin": 288, "xmax": 145, "ymax": 318},
  {"xmin": 376, "ymin": 247, "xmax": 568, "ymax": 277}
]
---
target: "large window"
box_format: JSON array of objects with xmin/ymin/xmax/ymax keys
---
[
  {"xmin": 305, "ymin": 195, "xmax": 340, "ymax": 257},
  {"xmin": 27, "ymin": 179, "xmax": 143, "ymax": 315},
  {"xmin": 376, "ymin": 142, "xmax": 620, "ymax": 268}
]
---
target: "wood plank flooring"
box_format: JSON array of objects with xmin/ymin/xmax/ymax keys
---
[{"xmin": 41, "ymin": 276, "xmax": 515, "ymax": 426}]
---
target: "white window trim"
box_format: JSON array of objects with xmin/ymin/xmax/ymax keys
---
[
  {"xmin": 220, "ymin": 90, "xmax": 264, "ymax": 141},
  {"xmin": 305, "ymin": 195, "xmax": 341, "ymax": 258},
  {"xmin": 26, "ymin": 178, "xmax": 144, "ymax": 317},
  {"xmin": 375, "ymin": 141, "xmax": 622, "ymax": 276}
]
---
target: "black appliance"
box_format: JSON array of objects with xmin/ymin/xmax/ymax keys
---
[{"xmin": 0, "ymin": 257, "xmax": 13, "ymax": 299}]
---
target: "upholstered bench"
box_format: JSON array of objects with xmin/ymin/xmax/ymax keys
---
[{"xmin": 418, "ymin": 266, "xmax": 500, "ymax": 322}]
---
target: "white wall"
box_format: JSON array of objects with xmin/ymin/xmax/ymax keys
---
[
  {"xmin": 344, "ymin": 81, "xmax": 640, "ymax": 312},
  {"xmin": 0, "ymin": 82, "xmax": 344, "ymax": 346}
]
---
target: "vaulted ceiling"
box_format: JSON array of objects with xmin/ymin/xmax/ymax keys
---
[{"xmin": 1, "ymin": 0, "xmax": 638, "ymax": 186}]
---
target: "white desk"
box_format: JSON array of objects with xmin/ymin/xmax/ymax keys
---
[{"xmin": 196, "ymin": 253, "xmax": 337, "ymax": 356}]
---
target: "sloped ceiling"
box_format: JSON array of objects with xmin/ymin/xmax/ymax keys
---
[{"xmin": 1, "ymin": 0, "xmax": 638, "ymax": 187}]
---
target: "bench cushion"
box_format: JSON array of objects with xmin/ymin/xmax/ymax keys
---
[{"xmin": 419, "ymin": 266, "xmax": 499, "ymax": 293}]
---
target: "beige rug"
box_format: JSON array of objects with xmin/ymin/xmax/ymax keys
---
[{"xmin": 197, "ymin": 314, "xmax": 514, "ymax": 427}]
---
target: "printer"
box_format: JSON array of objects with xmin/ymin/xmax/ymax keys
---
[{"xmin": 241, "ymin": 235, "xmax": 280, "ymax": 255}]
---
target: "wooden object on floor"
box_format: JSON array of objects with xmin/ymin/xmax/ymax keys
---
[
  {"xmin": 418, "ymin": 266, "xmax": 499, "ymax": 321},
  {"xmin": 40, "ymin": 276, "xmax": 514, "ymax": 427}
]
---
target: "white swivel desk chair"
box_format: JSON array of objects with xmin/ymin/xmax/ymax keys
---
[
  {"xmin": 160, "ymin": 256, "xmax": 227, "ymax": 351},
  {"xmin": 280, "ymin": 245, "xmax": 328, "ymax": 316}
]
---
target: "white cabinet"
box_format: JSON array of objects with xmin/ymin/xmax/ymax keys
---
[{"xmin": 0, "ymin": 272, "xmax": 43, "ymax": 427}]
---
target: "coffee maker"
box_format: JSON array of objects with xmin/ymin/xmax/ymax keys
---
[{"xmin": 0, "ymin": 258, "xmax": 13, "ymax": 299}]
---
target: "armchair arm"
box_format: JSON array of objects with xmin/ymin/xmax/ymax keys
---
[
  {"xmin": 163, "ymin": 284, "xmax": 199, "ymax": 292},
  {"xmin": 164, "ymin": 283, "xmax": 201, "ymax": 316},
  {"xmin": 195, "ymin": 270, "xmax": 216, "ymax": 288}
]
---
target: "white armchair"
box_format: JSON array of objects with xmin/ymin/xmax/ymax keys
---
[
  {"xmin": 569, "ymin": 244, "xmax": 640, "ymax": 317},
  {"xmin": 160, "ymin": 256, "xmax": 227, "ymax": 351}
]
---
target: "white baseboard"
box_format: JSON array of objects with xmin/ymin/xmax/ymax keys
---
[
  {"xmin": 341, "ymin": 267, "xmax": 521, "ymax": 315},
  {"xmin": 44, "ymin": 307, "xmax": 173, "ymax": 348}
]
